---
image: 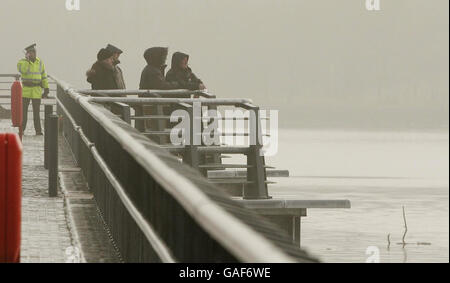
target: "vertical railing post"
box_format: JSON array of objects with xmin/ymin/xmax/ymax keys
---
[
  {"xmin": 155, "ymin": 104, "xmax": 168, "ymax": 144},
  {"xmin": 120, "ymin": 103, "xmax": 131, "ymax": 124},
  {"xmin": 44, "ymin": 105, "xmax": 54, "ymax": 169},
  {"xmin": 245, "ymin": 105, "xmax": 270, "ymax": 199},
  {"xmin": 293, "ymin": 216, "xmax": 302, "ymax": 247},
  {"xmin": 48, "ymin": 114, "xmax": 59, "ymax": 197},
  {"xmin": 180, "ymin": 103, "xmax": 201, "ymax": 171},
  {"xmin": 205, "ymin": 104, "xmax": 222, "ymax": 166},
  {"xmin": 56, "ymin": 84, "xmax": 63, "ymax": 135},
  {"xmin": 109, "ymin": 102, "xmax": 131, "ymax": 124},
  {"xmin": 134, "ymin": 105, "xmax": 145, "ymax": 132}
]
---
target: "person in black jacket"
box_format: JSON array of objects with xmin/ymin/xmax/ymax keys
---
[
  {"xmin": 139, "ymin": 47, "xmax": 184, "ymax": 90},
  {"xmin": 86, "ymin": 48, "xmax": 118, "ymax": 90},
  {"xmin": 166, "ymin": 52, "xmax": 206, "ymax": 90}
]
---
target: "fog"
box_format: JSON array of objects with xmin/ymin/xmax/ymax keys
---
[{"xmin": 1, "ymin": 0, "xmax": 448, "ymax": 129}]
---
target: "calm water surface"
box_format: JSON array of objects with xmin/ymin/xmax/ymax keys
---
[{"xmin": 266, "ymin": 129, "xmax": 449, "ymax": 263}]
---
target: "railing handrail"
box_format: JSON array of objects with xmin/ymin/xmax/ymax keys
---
[
  {"xmin": 51, "ymin": 74, "xmax": 296, "ymax": 263},
  {"xmin": 78, "ymin": 89, "xmax": 216, "ymax": 99},
  {"xmin": 0, "ymin": 74, "xmax": 20, "ymax": 80},
  {"xmin": 86, "ymin": 96, "xmax": 255, "ymax": 107}
]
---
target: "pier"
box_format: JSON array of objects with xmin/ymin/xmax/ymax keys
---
[{"xmin": 1, "ymin": 73, "xmax": 350, "ymax": 263}]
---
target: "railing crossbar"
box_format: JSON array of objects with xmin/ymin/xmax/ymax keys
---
[{"xmin": 88, "ymin": 97, "xmax": 254, "ymax": 107}]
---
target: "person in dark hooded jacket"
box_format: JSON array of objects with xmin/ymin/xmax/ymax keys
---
[
  {"xmin": 166, "ymin": 52, "xmax": 206, "ymax": 90},
  {"xmin": 105, "ymin": 44, "xmax": 126, "ymax": 89},
  {"xmin": 86, "ymin": 48, "xmax": 118, "ymax": 90},
  {"xmin": 139, "ymin": 47, "xmax": 182, "ymax": 90}
]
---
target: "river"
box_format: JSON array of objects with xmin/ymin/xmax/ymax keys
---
[{"xmin": 266, "ymin": 129, "xmax": 449, "ymax": 263}]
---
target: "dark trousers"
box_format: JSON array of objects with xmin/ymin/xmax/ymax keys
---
[{"xmin": 22, "ymin": 98, "xmax": 42, "ymax": 134}]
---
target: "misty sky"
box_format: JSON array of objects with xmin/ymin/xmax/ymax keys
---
[{"xmin": 1, "ymin": 0, "xmax": 448, "ymax": 129}]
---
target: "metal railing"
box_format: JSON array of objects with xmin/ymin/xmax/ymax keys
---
[
  {"xmin": 76, "ymin": 89, "xmax": 279, "ymax": 200},
  {"xmin": 0, "ymin": 74, "xmax": 57, "ymax": 95},
  {"xmin": 78, "ymin": 89, "xmax": 217, "ymax": 98},
  {"xmin": 52, "ymin": 75, "xmax": 316, "ymax": 263},
  {"xmin": 0, "ymin": 74, "xmax": 57, "ymax": 116},
  {"xmin": 0, "ymin": 75, "xmax": 18, "ymax": 118},
  {"xmin": 85, "ymin": 96, "xmax": 271, "ymax": 199}
]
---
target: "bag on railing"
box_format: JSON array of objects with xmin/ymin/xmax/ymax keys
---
[
  {"xmin": 0, "ymin": 133, "xmax": 22, "ymax": 263},
  {"xmin": 10, "ymin": 81, "xmax": 23, "ymax": 128}
]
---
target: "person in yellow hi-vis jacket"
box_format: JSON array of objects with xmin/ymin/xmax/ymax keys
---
[{"xmin": 17, "ymin": 44, "xmax": 49, "ymax": 135}]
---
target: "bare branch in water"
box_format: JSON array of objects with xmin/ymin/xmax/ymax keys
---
[
  {"xmin": 387, "ymin": 233, "xmax": 391, "ymax": 250},
  {"xmin": 402, "ymin": 206, "xmax": 408, "ymax": 247}
]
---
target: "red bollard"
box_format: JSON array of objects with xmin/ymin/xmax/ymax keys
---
[
  {"xmin": 10, "ymin": 81, "xmax": 23, "ymax": 139},
  {"xmin": 0, "ymin": 133, "xmax": 22, "ymax": 263}
]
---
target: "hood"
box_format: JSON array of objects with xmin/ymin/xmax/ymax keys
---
[
  {"xmin": 171, "ymin": 52, "xmax": 189, "ymax": 70},
  {"xmin": 144, "ymin": 47, "xmax": 168, "ymax": 67}
]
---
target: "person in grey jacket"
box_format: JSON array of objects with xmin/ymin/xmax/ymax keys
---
[{"xmin": 106, "ymin": 44, "xmax": 126, "ymax": 89}]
